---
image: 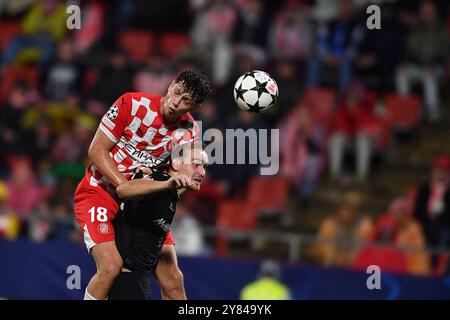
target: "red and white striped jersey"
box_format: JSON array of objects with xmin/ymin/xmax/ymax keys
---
[{"xmin": 86, "ymin": 92, "xmax": 198, "ymax": 195}]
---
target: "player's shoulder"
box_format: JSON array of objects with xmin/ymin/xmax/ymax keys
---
[
  {"xmin": 177, "ymin": 112, "xmax": 197, "ymax": 130},
  {"xmin": 123, "ymin": 92, "xmax": 162, "ymax": 103}
]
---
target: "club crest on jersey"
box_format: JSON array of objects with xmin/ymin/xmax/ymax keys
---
[
  {"xmin": 97, "ymin": 223, "xmax": 111, "ymax": 234},
  {"xmin": 107, "ymin": 105, "xmax": 119, "ymax": 120}
]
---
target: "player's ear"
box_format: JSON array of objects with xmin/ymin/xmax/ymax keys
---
[
  {"xmin": 191, "ymin": 102, "xmax": 201, "ymax": 112},
  {"xmin": 168, "ymin": 80, "xmax": 175, "ymax": 91},
  {"xmin": 171, "ymin": 158, "xmax": 182, "ymax": 171}
]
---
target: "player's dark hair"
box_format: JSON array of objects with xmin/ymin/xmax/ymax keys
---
[
  {"xmin": 153, "ymin": 140, "xmax": 206, "ymax": 174},
  {"xmin": 175, "ymin": 70, "xmax": 212, "ymax": 105}
]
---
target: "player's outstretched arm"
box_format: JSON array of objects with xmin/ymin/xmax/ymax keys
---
[
  {"xmin": 88, "ymin": 128, "xmax": 129, "ymax": 187},
  {"xmin": 116, "ymin": 174, "xmax": 193, "ymax": 199}
]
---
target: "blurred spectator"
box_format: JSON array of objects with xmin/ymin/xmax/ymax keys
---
[
  {"xmin": 374, "ymin": 196, "xmax": 431, "ymax": 275},
  {"xmin": 0, "ymin": 81, "xmax": 39, "ymax": 169},
  {"xmin": 281, "ymin": 103, "xmax": 326, "ymax": 205},
  {"xmin": 196, "ymin": 99, "xmax": 223, "ymax": 131},
  {"xmin": 27, "ymin": 200, "xmax": 52, "ymax": 242},
  {"xmin": 266, "ymin": 59, "xmax": 302, "ymax": 125},
  {"xmin": 328, "ymin": 83, "xmax": 380, "ymax": 183},
  {"xmin": 6, "ymin": 156, "xmax": 42, "ymax": 220},
  {"xmin": 311, "ymin": 191, "xmax": 374, "ymax": 267},
  {"xmin": 223, "ymin": 111, "xmax": 264, "ymax": 197},
  {"xmin": 171, "ymin": 202, "xmax": 208, "ymax": 256},
  {"xmin": 232, "ymin": 0, "xmax": 271, "ymax": 65},
  {"xmin": 190, "ymin": 0, "xmax": 237, "ymax": 86},
  {"xmin": 73, "ymin": 0, "xmax": 105, "ymax": 55},
  {"xmin": 133, "ymin": 56, "xmax": 173, "ymax": 96},
  {"xmin": 20, "ymin": 110, "xmax": 57, "ymax": 163},
  {"xmin": 49, "ymin": 202, "xmax": 82, "ymax": 244},
  {"xmin": 268, "ymin": 0, "xmax": 312, "ymax": 62},
  {"xmin": 43, "ymin": 40, "xmax": 82, "ymax": 103},
  {"xmin": 240, "ymin": 260, "xmax": 291, "ymax": 300},
  {"xmin": 50, "ymin": 117, "xmax": 94, "ymax": 164},
  {"xmin": 0, "ymin": 0, "xmax": 36, "ymax": 17},
  {"xmin": 311, "ymin": 0, "xmax": 339, "ymax": 23},
  {"xmin": 2, "ymin": 0, "xmax": 67, "ymax": 68},
  {"xmin": 395, "ymin": 0, "xmax": 448, "ymax": 122},
  {"xmin": 192, "ymin": 100, "xmax": 228, "ymax": 192},
  {"xmin": 0, "ymin": 180, "xmax": 20, "ymax": 240},
  {"xmin": 356, "ymin": 2, "xmax": 406, "ymax": 96},
  {"xmin": 214, "ymin": 51, "xmax": 259, "ymax": 121},
  {"xmin": 89, "ymin": 49, "xmax": 133, "ymax": 115},
  {"xmin": 36, "ymin": 158, "xmax": 57, "ymax": 196},
  {"xmin": 413, "ymin": 155, "xmax": 450, "ymax": 260},
  {"xmin": 306, "ymin": 0, "xmax": 363, "ymax": 93}
]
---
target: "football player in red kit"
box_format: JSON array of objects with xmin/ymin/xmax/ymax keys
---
[{"xmin": 73, "ymin": 70, "xmax": 212, "ymax": 300}]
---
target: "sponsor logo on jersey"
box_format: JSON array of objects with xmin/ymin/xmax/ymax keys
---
[
  {"xmin": 154, "ymin": 218, "xmax": 170, "ymax": 232},
  {"xmin": 123, "ymin": 142, "xmax": 164, "ymax": 166}
]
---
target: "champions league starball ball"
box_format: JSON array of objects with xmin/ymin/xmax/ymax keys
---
[{"xmin": 233, "ymin": 70, "xmax": 279, "ymax": 113}]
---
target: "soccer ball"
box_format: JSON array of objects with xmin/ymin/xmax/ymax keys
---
[{"xmin": 233, "ymin": 70, "xmax": 278, "ymax": 113}]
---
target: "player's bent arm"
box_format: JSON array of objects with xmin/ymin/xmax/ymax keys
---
[
  {"xmin": 116, "ymin": 178, "xmax": 171, "ymax": 199},
  {"xmin": 88, "ymin": 128, "xmax": 128, "ymax": 187},
  {"xmin": 116, "ymin": 175, "xmax": 193, "ymax": 199}
]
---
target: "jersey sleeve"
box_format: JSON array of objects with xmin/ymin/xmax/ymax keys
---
[
  {"xmin": 180, "ymin": 115, "xmax": 200, "ymax": 143},
  {"xmin": 99, "ymin": 93, "xmax": 133, "ymax": 143},
  {"xmin": 163, "ymin": 230, "xmax": 175, "ymax": 245}
]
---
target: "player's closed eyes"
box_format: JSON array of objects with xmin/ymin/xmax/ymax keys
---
[{"xmin": 182, "ymin": 97, "xmax": 192, "ymax": 105}]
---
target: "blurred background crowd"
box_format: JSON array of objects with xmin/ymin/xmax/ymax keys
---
[{"xmin": 0, "ymin": 0, "xmax": 449, "ymax": 278}]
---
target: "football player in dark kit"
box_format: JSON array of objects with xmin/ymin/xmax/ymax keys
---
[{"xmin": 108, "ymin": 141, "xmax": 208, "ymax": 299}]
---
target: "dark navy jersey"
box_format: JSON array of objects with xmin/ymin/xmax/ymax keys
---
[{"xmin": 114, "ymin": 169, "xmax": 179, "ymax": 276}]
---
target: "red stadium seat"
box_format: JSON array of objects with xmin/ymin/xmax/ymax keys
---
[
  {"xmin": 0, "ymin": 21, "xmax": 22, "ymax": 50},
  {"xmin": 215, "ymin": 199, "xmax": 257, "ymax": 256},
  {"xmin": 352, "ymin": 246, "xmax": 408, "ymax": 274},
  {"xmin": 159, "ymin": 33, "xmax": 191, "ymax": 59},
  {"xmin": 118, "ymin": 29, "xmax": 154, "ymax": 63},
  {"xmin": 216, "ymin": 200, "xmax": 257, "ymax": 231},
  {"xmin": 0, "ymin": 65, "xmax": 39, "ymax": 103},
  {"xmin": 246, "ymin": 176, "xmax": 289, "ymax": 215},
  {"xmin": 383, "ymin": 94, "xmax": 422, "ymax": 129}
]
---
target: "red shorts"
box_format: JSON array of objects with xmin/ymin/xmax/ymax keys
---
[{"xmin": 74, "ymin": 176, "xmax": 175, "ymax": 251}]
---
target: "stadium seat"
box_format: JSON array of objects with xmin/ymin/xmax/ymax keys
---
[
  {"xmin": 300, "ymin": 87, "xmax": 335, "ymax": 125},
  {"xmin": 352, "ymin": 246, "xmax": 408, "ymax": 274},
  {"xmin": 0, "ymin": 65, "xmax": 39, "ymax": 103},
  {"xmin": 0, "ymin": 21, "xmax": 22, "ymax": 50},
  {"xmin": 215, "ymin": 199, "xmax": 258, "ymax": 256},
  {"xmin": 159, "ymin": 33, "xmax": 191, "ymax": 59},
  {"xmin": 383, "ymin": 94, "xmax": 422, "ymax": 130},
  {"xmin": 246, "ymin": 176, "xmax": 289, "ymax": 215},
  {"xmin": 118, "ymin": 29, "xmax": 154, "ymax": 63},
  {"xmin": 216, "ymin": 200, "xmax": 257, "ymax": 231}
]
